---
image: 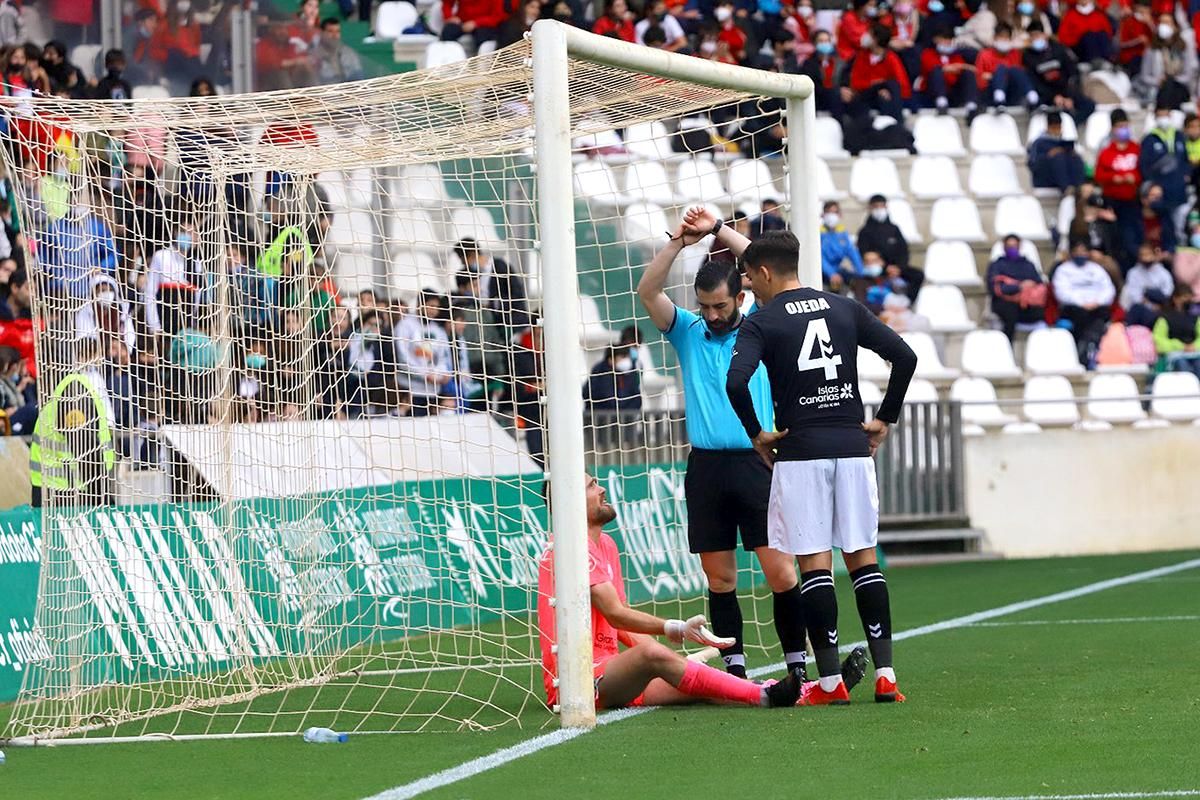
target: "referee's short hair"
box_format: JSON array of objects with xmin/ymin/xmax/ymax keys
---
[
  {"xmin": 742, "ymin": 230, "xmax": 800, "ymax": 277},
  {"xmin": 694, "ymin": 258, "xmax": 741, "ymax": 298}
]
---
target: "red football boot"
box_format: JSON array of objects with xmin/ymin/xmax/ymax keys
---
[
  {"xmin": 874, "ymin": 675, "xmax": 906, "ymax": 703},
  {"xmin": 799, "ymin": 680, "xmax": 850, "ymax": 706}
]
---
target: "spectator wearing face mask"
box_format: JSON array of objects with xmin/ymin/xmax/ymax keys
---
[
  {"xmin": 786, "ymin": 0, "xmax": 816, "ymax": 58},
  {"xmin": 799, "ymin": 29, "xmax": 846, "ymax": 116},
  {"xmin": 836, "ymin": 0, "xmax": 878, "ymax": 61},
  {"xmin": 1141, "ymin": 103, "xmax": 1190, "ymax": 244},
  {"xmin": 1011, "ymin": 0, "xmax": 1052, "ymax": 49},
  {"xmin": 635, "ymin": 0, "xmax": 688, "ymax": 50},
  {"xmin": 1121, "ymin": 243, "xmax": 1174, "ymax": 310},
  {"xmin": 819, "ymin": 201, "xmax": 864, "ymax": 292},
  {"xmin": 1095, "ymin": 109, "xmax": 1143, "ymax": 264},
  {"xmin": 917, "ymin": 0, "xmax": 965, "ymax": 48},
  {"xmin": 987, "ymin": 234, "xmax": 1047, "ymax": 340},
  {"xmin": 75, "ymin": 274, "xmax": 136, "ymax": 354},
  {"xmin": 144, "ymin": 224, "xmax": 200, "ymax": 337},
  {"xmin": 975, "ymin": 23, "xmax": 1038, "ymax": 110},
  {"xmin": 93, "ymin": 49, "xmax": 131, "ymax": 100},
  {"xmin": 1057, "ymin": 0, "xmax": 1114, "ymax": 64},
  {"xmin": 1053, "ymin": 240, "xmax": 1116, "ymax": 358},
  {"xmin": 856, "ymin": 194, "xmax": 923, "ymax": 300},
  {"xmin": 884, "ymin": 0, "xmax": 920, "ymax": 78},
  {"xmin": 712, "ymin": 0, "xmax": 748, "ymax": 62},
  {"xmin": 956, "ymin": 0, "xmax": 998, "ymax": 53},
  {"xmin": 1023, "ymin": 22, "xmax": 1094, "ymax": 123},
  {"xmin": 1027, "ymin": 110, "xmax": 1085, "ymax": 193},
  {"xmin": 1075, "ymin": 194, "xmax": 1125, "ymax": 279},
  {"xmin": 1118, "ymin": 0, "xmax": 1153, "ymax": 77},
  {"xmin": 1140, "ymin": 182, "xmax": 1170, "ymax": 254},
  {"xmin": 847, "ymin": 24, "xmax": 911, "ymax": 121},
  {"xmin": 1136, "ymin": 15, "xmax": 1196, "ymax": 109},
  {"xmin": 920, "ymin": 27, "xmax": 979, "ymax": 117},
  {"xmin": 1154, "ymin": 285, "xmax": 1200, "ymax": 377}
]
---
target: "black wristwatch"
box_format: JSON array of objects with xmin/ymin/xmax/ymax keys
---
[{"xmin": 710, "ymin": 217, "xmax": 724, "ymax": 237}]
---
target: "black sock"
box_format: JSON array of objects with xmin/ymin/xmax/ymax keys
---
[
  {"xmin": 800, "ymin": 569, "xmax": 840, "ymax": 679},
  {"xmin": 708, "ymin": 589, "xmax": 745, "ymax": 677},
  {"xmin": 851, "ymin": 564, "xmax": 893, "ymax": 669},
  {"xmin": 772, "ymin": 584, "xmax": 808, "ymax": 673}
]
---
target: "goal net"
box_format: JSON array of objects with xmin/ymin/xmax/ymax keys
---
[{"xmin": 1, "ymin": 24, "xmax": 814, "ymax": 741}]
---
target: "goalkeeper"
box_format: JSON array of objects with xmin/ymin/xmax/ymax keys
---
[{"xmin": 537, "ymin": 474, "xmax": 803, "ymax": 711}]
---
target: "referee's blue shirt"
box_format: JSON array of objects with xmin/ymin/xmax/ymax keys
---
[{"xmin": 663, "ymin": 305, "xmax": 774, "ymax": 450}]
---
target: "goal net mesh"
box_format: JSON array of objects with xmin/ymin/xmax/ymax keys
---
[{"xmin": 2, "ymin": 36, "xmax": 794, "ymax": 740}]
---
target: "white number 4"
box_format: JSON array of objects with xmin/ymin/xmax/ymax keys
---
[{"xmin": 796, "ymin": 318, "xmax": 842, "ymax": 380}]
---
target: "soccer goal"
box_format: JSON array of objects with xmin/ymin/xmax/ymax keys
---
[{"xmin": 0, "ymin": 21, "xmax": 817, "ymax": 744}]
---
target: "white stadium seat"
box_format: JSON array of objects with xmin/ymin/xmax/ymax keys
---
[
  {"xmin": 375, "ymin": 1, "xmax": 418, "ymax": 38},
  {"xmin": 968, "ymin": 154, "xmax": 1022, "ymax": 198},
  {"xmin": 675, "ymin": 158, "xmax": 728, "ymax": 204},
  {"xmin": 1025, "ymin": 111, "xmax": 1079, "ymax": 145},
  {"xmin": 424, "ymin": 41, "xmax": 467, "ymax": 67},
  {"xmin": 574, "ymin": 159, "xmax": 623, "ymax": 206},
  {"xmin": 1023, "ymin": 375, "xmax": 1080, "ymax": 426},
  {"xmin": 901, "ymin": 331, "xmax": 960, "ymax": 380},
  {"xmin": 449, "ymin": 206, "xmax": 503, "ymax": 246},
  {"xmin": 396, "ymin": 163, "xmax": 450, "ymax": 208},
  {"xmin": 727, "ymin": 158, "xmax": 782, "ymax": 204},
  {"xmin": 622, "ymin": 201, "xmax": 669, "ymax": 245},
  {"xmin": 579, "ymin": 294, "xmax": 619, "ymax": 347},
  {"xmin": 951, "ymin": 377, "xmax": 1018, "ymax": 427},
  {"xmin": 623, "ymin": 160, "xmax": 676, "ymax": 206},
  {"xmin": 909, "ymin": 155, "xmax": 964, "ymax": 199},
  {"xmin": 390, "ymin": 250, "xmax": 444, "ymax": 297},
  {"xmin": 849, "ymin": 156, "xmax": 903, "ymax": 201},
  {"xmin": 929, "ymin": 198, "xmax": 985, "ymax": 242},
  {"xmin": 859, "ymin": 379, "xmax": 884, "ymax": 411},
  {"xmin": 913, "ymin": 114, "xmax": 966, "ymax": 156},
  {"xmin": 71, "ymin": 43, "xmax": 103, "ymax": 82},
  {"xmin": 388, "ymin": 208, "xmax": 441, "ymax": 253},
  {"xmin": 960, "ymin": 329, "xmax": 1021, "ymax": 379},
  {"xmin": 915, "ymin": 285, "xmax": 974, "ymax": 333},
  {"xmin": 1086, "ymin": 373, "xmax": 1146, "ymax": 424},
  {"xmin": 969, "ymin": 113, "xmax": 1023, "ymax": 155},
  {"xmin": 814, "ymin": 116, "xmax": 850, "ymax": 159},
  {"xmin": 904, "ymin": 378, "xmax": 940, "ymax": 403},
  {"xmin": 132, "ymin": 84, "xmax": 170, "ymax": 100},
  {"xmin": 328, "ymin": 210, "xmax": 375, "ymax": 251},
  {"xmin": 1151, "ymin": 371, "xmax": 1200, "ymax": 422},
  {"xmin": 815, "ymin": 158, "xmax": 846, "ymax": 201},
  {"xmin": 1083, "ymin": 110, "xmax": 1112, "ymax": 152},
  {"xmin": 887, "ymin": 198, "xmax": 924, "ymax": 244},
  {"xmin": 858, "ymin": 347, "xmax": 891, "ymax": 383},
  {"xmin": 1024, "ymin": 327, "xmax": 1085, "ymax": 376},
  {"xmin": 623, "ymin": 121, "xmax": 675, "ymax": 162},
  {"xmin": 923, "ymin": 240, "xmax": 982, "ymax": 287},
  {"xmin": 994, "ymin": 195, "xmax": 1051, "ymax": 241}
]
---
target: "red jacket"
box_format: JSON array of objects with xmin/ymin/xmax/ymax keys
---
[
  {"xmin": 1117, "ymin": 17, "xmax": 1152, "ymax": 66},
  {"xmin": 849, "ymin": 50, "xmax": 912, "ymax": 98},
  {"xmin": 920, "ymin": 48, "xmax": 969, "ymax": 88},
  {"xmin": 442, "ymin": 0, "xmax": 507, "ymax": 29},
  {"xmin": 1057, "ymin": 8, "xmax": 1113, "ymax": 48},
  {"xmin": 836, "ymin": 9, "xmax": 871, "ymax": 61},
  {"xmin": 1094, "ymin": 141, "xmax": 1143, "ymax": 203},
  {"xmin": 718, "ymin": 22, "xmax": 748, "ymax": 61},
  {"xmin": 592, "ymin": 15, "xmax": 636, "ymax": 42},
  {"xmin": 975, "ymin": 47, "xmax": 1023, "ymax": 90}
]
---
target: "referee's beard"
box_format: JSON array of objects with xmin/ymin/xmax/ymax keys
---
[{"xmin": 705, "ymin": 308, "xmax": 740, "ymax": 336}]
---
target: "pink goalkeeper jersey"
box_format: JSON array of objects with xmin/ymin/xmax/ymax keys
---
[{"xmin": 537, "ymin": 532, "xmax": 626, "ymax": 706}]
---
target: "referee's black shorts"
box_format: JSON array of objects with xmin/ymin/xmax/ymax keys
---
[{"xmin": 684, "ymin": 448, "xmax": 771, "ymax": 554}]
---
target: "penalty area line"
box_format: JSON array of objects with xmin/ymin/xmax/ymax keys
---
[{"xmin": 361, "ymin": 556, "xmax": 1200, "ymax": 800}]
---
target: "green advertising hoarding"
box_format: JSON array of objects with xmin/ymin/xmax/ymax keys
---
[{"xmin": 0, "ymin": 462, "xmax": 760, "ymax": 704}]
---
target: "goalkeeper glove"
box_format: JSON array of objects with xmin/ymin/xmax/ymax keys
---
[{"xmin": 665, "ymin": 615, "xmax": 736, "ymax": 648}]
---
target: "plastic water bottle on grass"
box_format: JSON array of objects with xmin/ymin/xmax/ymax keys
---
[{"xmin": 302, "ymin": 727, "xmax": 347, "ymax": 744}]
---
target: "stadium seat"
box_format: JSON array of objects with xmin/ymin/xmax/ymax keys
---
[
  {"xmin": 904, "ymin": 377, "xmax": 940, "ymax": 403},
  {"xmin": 623, "ymin": 201, "xmax": 670, "ymax": 245},
  {"xmin": 375, "ymin": 1, "xmax": 418, "ymax": 38},
  {"xmin": 909, "ymin": 155, "xmax": 964, "ymax": 199},
  {"xmin": 574, "ymin": 159, "xmax": 623, "ymax": 206},
  {"xmin": 450, "ymin": 206, "xmax": 503, "ymax": 246},
  {"xmin": 579, "ymin": 294, "xmax": 619, "ymax": 347},
  {"xmin": 994, "ymin": 195, "xmax": 1051, "ymax": 240},
  {"xmin": 71, "ymin": 43, "xmax": 103, "ymax": 82},
  {"xmin": 328, "ymin": 210, "xmax": 376, "ymax": 251},
  {"xmin": 815, "ymin": 158, "xmax": 846, "ymax": 201},
  {"xmin": 390, "ymin": 250, "xmax": 444, "ymax": 297},
  {"xmin": 887, "ymin": 198, "xmax": 924, "ymax": 243},
  {"xmin": 915, "ymin": 285, "xmax": 974, "ymax": 333},
  {"xmin": 929, "ymin": 198, "xmax": 985, "ymax": 242},
  {"xmin": 1086, "ymin": 373, "xmax": 1146, "ymax": 424},
  {"xmin": 950, "ymin": 377, "xmax": 1018, "ymax": 427},
  {"xmin": 623, "ymin": 121, "xmax": 675, "ymax": 162},
  {"xmin": 923, "ymin": 240, "xmax": 982, "ymax": 286},
  {"xmin": 968, "ymin": 113, "xmax": 1023, "ymax": 155},
  {"xmin": 425, "ymin": 41, "xmax": 467, "ymax": 67},
  {"xmin": 857, "ymin": 347, "xmax": 891, "ymax": 383},
  {"xmin": 476, "ymin": 40, "xmax": 498, "ymax": 56},
  {"xmin": 675, "ymin": 158, "xmax": 728, "ymax": 204},
  {"xmin": 623, "ymin": 160, "xmax": 676, "ymax": 206},
  {"xmin": 967, "ymin": 154, "xmax": 1022, "ymax": 199},
  {"xmin": 988, "ymin": 237, "xmax": 1044, "ymax": 274},
  {"xmin": 132, "ymin": 84, "xmax": 170, "ymax": 100},
  {"xmin": 397, "ymin": 163, "xmax": 450, "ymax": 208},
  {"xmin": 1022, "ymin": 375, "xmax": 1080, "ymax": 426},
  {"xmin": 960, "ymin": 329, "xmax": 1021, "ymax": 379},
  {"xmin": 1150, "ymin": 371, "xmax": 1200, "ymax": 422},
  {"xmin": 859, "ymin": 379, "xmax": 884, "ymax": 416},
  {"xmin": 574, "ymin": 128, "xmax": 625, "ymax": 154},
  {"xmin": 913, "ymin": 114, "xmax": 966, "ymax": 156},
  {"xmin": 1024, "ymin": 327, "xmax": 1085, "ymax": 375},
  {"xmin": 1083, "ymin": 110, "xmax": 1112, "ymax": 152},
  {"xmin": 388, "ymin": 207, "xmax": 441, "ymax": 253},
  {"xmin": 814, "ymin": 117, "xmax": 850, "ymax": 160},
  {"xmin": 1025, "ymin": 111, "xmax": 1079, "ymax": 145},
  {"xmin": 849, "ymin": 156, "xmax": 903, "ymax": 201},
  {"xmin": 901, "ymin": 331, "xmax": 960, "ymax": 380},
  {"xmin": 333, "ymin": 250, "xmax": 379, "ymax": 291},
  {"xmin": 727, "ymin": 158, "xmax": 782, "ymax": 204}
]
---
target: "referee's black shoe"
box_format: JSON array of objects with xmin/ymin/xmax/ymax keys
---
[
  {"xmin": 762, "ymin": 667, "xmax": 805, "ymax": 708},
  {"xmin": 841, "ymin": 646, "xmax": 869, "ymax": 694}
]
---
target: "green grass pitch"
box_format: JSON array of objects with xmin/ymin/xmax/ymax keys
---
[{"xmin": 2, "ymin": 549, "xmax": 1198, "ymax": 800}]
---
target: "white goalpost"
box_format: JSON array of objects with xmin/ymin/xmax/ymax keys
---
[{"xmin": 0, "ymin": 21, "xmax": 817, "ymax": 743}]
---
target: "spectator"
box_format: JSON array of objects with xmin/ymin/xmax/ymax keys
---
[
  {"xmin": 395, "ymin": 290, "xmax": 453, "ymax": 416},
  {"xmin": 1077, "ymin": 194, "xmax": 1125, "ymax": 278},
  {"xmin": 861, "ymin": 249, "xmax": 910, "ymax": 307},
  {"xmin": 1136, "ymin": 15, "xmax": 1196, "ymax": 108},
  {"xmin": 987, "ymin": 234, "xmax": 1047, "ymax": 339},
  {"xmin": 104, "ymin": 338, "xmax": 136, "ymax": 440},
  {"xmin": 1141, "ymin": 102, "xmax": 1190, "ymax": 244},
  {"xmin": 642, "ymin": 24, "xmax": 669, "ymax": 49},
  {"xmin": 1024, "ymin": 22, "xmax": 1093, "ymax": 123},
  {"xmin": 636, "ymin": 0, "xmax": 688, "ymax": 50},
  {"xmin": 1052, "ymin": 240, "xmax": 1116, "ymax": 359},
  {"xmin": 159, "ymin": 3, "xmax": 205, "ymax": 94},
  {"xmin": 144, "ymin": 223, "xmax": 200, "ymax": 337},
  {"xmin": 167, "ymin": 308, "xmax": 221, "ymax": 423},
  {"xmin": 1012, "ymin": 0, "xmax": 1053, "ymax": 49},
  {"xmin": 786, "ymin": 0, "xmax": 816, "ymax": 59},
  {"xmin": 878, "ymin": 292, "xmax": 931, "ymax": 333},
  {"xmin": 752, "ymin": 198, "xmax": 787, "ymax": 237},
  {"xmin": 1057, "ymin": 0, "xmax": 1113, "ymax": 64},
  {"xmin": 584, "ymin": 345, "xmax": 642, "ymax": 414},
  {"xmin": 1028, "ymin": 110, "xmax": 1085, "ymax": 192},
  {"xmin": 955, "ymin": 0, "xmax": 997, "ymax": 52},
  {"xmin": 93, "ymin": 49, "xmax": 131, "ymax": 100},
  {"xmin": 125, "ymin": 8, "xmax": 167, "ymax": 86},
  {"xmin": 919, "ymin": 0, "xmax": 967, "ymax": 48},
  {"xmin": 836, "ymin": 0, "xmax": 877, "ymax": 61},
  {"xmin": 41, "ymin": 201, "xmax": 120, "ymax": 300},
  {"xmin": 1094, "ymin": 108, "xmax": 1142, "ymax": 264},
  {"xmin": 799, "ymin": 29, "xmax": 846, "ymax": 116},
  {"xmin": 847, "ymin": 23, "xmax": 911, "ymax": 121},
  {"xmin": 885, "ymin": 0, "xmax": 921, "ymax": 77},
  {"xmin": 311, "ymin": 18, "xmax": 364, "ymax": 84},
  {"xmin": 1185, "ymin": 114, "xmax": 1200, "ymax": 185},
  {"xmin": 1126, "ymin": 285, "xmax": 1166, "ymax": 328},
  {"xmin": 345, "ymin": 308, "xmax": 394, "ymax": 416},
  {"xmin": 696, "ymin": 23, "xmax": 738, "ymax": 64},
  {"xmin": 75, "ymin": 274, "xmax": 136, "ymax": 354},
  {"xmin": 857, "ymin": 194, "xmax": 923, "ymax": 299},
  {"xmin": 510, "ymin": 322, "xmax": 545, "ymax": 465},
  {"xmin": 442, "ymin": 0, "xmax": 506, "ymax": 48},
  {"xmin": 1154, "ymin": 285, "xmax": 1200, "ymax": 376},
  {"xmin": 0, "ymin": 267, "xmax": 33, "ymax": 379},
  {"xmin": 920, "ymin": 26, "xmax": 979, "ymax": 117},
  {"xmin": 452, "ymin": 237, "xmax": 529, "ymax": 340},
  {"xmin": 1140, "ymin": 182, "xmax": 1170, "ymax": 253},
  {"xmin": 41, "ymin": 40, "xmax": 87, "ymax": 98},
  {"xmin": 820, "ymin": 200, "xmax": 864, "ymax": 292},
  {"xmin": 1117, "ymin": 0, "xmax": 1153, "ymax": 77},
  {"xmin": 445, "ymin": 305, "xmax": 484, "ymax": 411},
  {"xmin": 0, "ymin": 345, "xmax": 35, "ymax": 435},
  {"xmin": 713, "ymin": 0, "xmax": 748, "ymax": 63},
  {"xmin": 592, "ymin": 0, "xmax": 637, "ymax": 42},
  {"xmin": 0, "ymin": 0, "xmax": 19, "ymax": 49},
  {"xmin": 498, "ymin": 0, "xmax": 544, "ymax": 48},
  {"xmin": 1121, "ymin": 243, "xmax": 1174, "ymax": 309},
  {"xmin": 976, "ymin": 22, "xmax": 1038, "ymax": 110},
  {"xmin": 256, "ymin": 22, "xmax": 317, "ymax": 91},
  {"xmin": 297, "ymin": 0, "xmax": 322, "ymax": 38}
]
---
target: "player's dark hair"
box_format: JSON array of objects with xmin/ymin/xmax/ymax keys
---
[
  {"xmin": 742, "ymin": 231, "xmax": 800, "ymax": 277},
  {"xmin": 694, "ymin": 258, "xmax": 741, "ymax": 298}
]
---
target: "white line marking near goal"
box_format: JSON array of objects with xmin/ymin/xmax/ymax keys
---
[
  {"xmin": 967, "ymin": 615, "xmax": 1200, "ymax": 628},
  {"xmin": 361, "ymin": 556, "xmax": 1200, "ymax": 800},
  {"xmin": 926, "ymin": 792, "xmax": 1200, "ymax": 800}
]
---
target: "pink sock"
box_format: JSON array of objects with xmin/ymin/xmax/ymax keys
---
[{"xmin": 677, "ymin": 661, "xmax": 762, "ymax": 706}]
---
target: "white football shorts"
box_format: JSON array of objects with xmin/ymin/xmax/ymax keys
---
[{"xmin": 767, "ymin": 457, "xmax": 879, "ymax": 556}]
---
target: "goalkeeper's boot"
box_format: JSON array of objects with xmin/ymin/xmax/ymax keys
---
[
  {"xmin": 799, "ymin": 679, "xmax": 851, "ymax": 706},
  {"xmin": 841, "ymin": 646, "xmax": 869, "ymax": 694},
  {"xmin": 874, "ymin": 675, "xmax": 906, "ymax": 703},
  {"xmin": 762, "ymin": 666, "xmax": 804, "ymax": 708}
]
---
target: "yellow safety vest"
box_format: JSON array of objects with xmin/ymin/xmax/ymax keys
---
[{"xmin": 29, "ymin": 373, "xmax": 116, "ymax": 491}]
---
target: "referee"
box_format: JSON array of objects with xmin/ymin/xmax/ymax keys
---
[
  {"xmin": 636, "ymin": 209, "xmax": 808, "ymax": 681},
  {"xmin": 725, "ymin": 229, "xmax": 917, "ymax": 705}
]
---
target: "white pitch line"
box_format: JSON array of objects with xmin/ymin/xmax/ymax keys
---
[
  {"xmin": 967, "ymin": 615, "xmax": 1200, "ymax": 628},
  {"xmin": 361, "ymin": 556, "xmax": 1200, "ymax": 800},
  {"xmin": 927, "ymin": 792, "xmax": 1200, "ymax": 800}
]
